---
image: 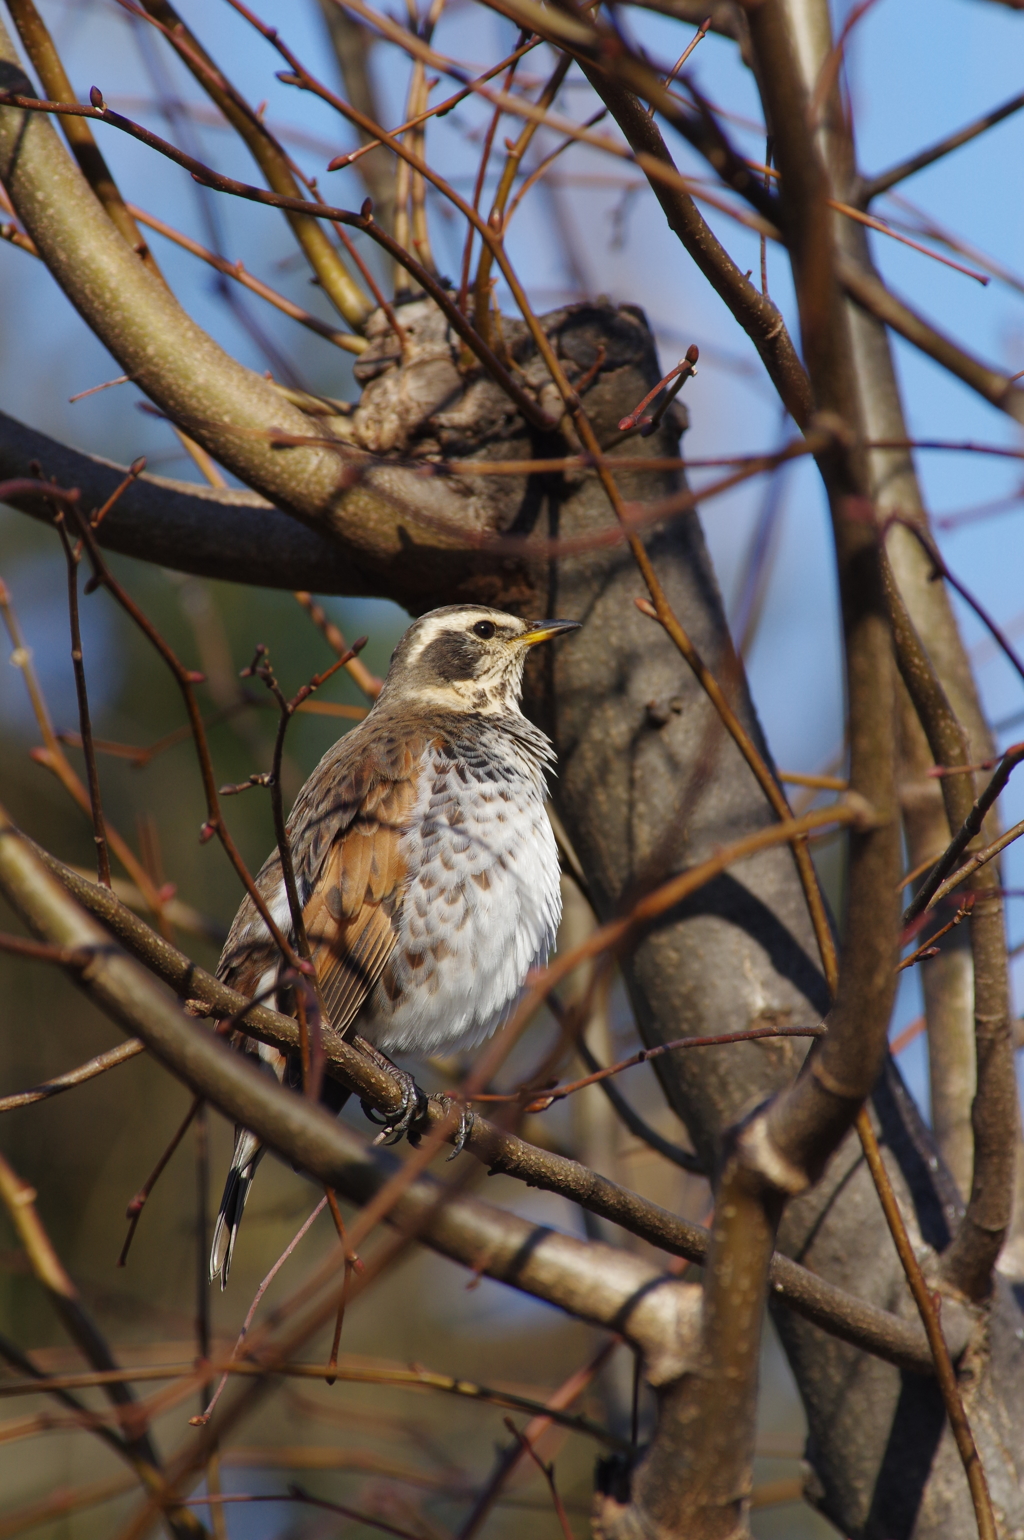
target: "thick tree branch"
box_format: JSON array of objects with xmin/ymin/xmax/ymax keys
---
[
  {"xmin": 884, "ymin": 589, "xmax": 1017, "ymax": 1300},
  {"xmin": 134, "ymin": 0, "xmax": 371, "ymax": 328},
  {"xmin": 839, "ymin": 253, "xmax": 1024, "ymax": 427},
  {"xmin": 0, "ymin": 412, "xmax": 372, "ymax": 591},
  {"xmin": 25, "ymin": 844, "xmax": 959, "ymax": 1376},
  {"xmin": 600, "ymin": 4, "xmax": 900, "ymax": 1534},
  {"xmin": 0, "ymin": 35, "xmax": 545, "ymax": 606},
  {"xmin": 0, "ymin": 806, "xmax": 710, "ymax": 1379},
  {"xmin": 746, "ymin": 0, "xmax": 900, "ymax": 1218}
]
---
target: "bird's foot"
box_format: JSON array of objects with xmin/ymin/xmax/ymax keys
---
[
  {"xmin": 354, "ymin": 1038, "xmax": 426, "ymax": 1145},
  {"xmin": 427, "ymin": 1092, "xmax": 476, "ymax": 1161}
]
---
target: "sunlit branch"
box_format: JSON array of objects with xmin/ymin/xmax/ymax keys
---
[
  {"xmin": 860, "ymin": 86, "xmax": 1024, "ymax": 204},
  {"xmin": 0, "ymin": 1037, "xmax": 144, "ymax": 1115},
  {"xmin": 129, "ymin": 204, "xmax": 367, "ymax": 353},
  {"xmin": 838, "ymin": 253, "xmax": 1024, "ymax": 427},
  {"xmin": 18, "ymin": 841, "xmax": 952, "ymax": 1374},
  {"xmin": 127, "ymin": 0, "xmax": 371, "ymax": 328}
]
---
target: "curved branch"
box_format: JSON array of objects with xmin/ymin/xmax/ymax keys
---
[
  {"xmin": 134, "ymin": 0, "xmax": 371, "ymax": 328},
  {"xmin": 0, "ymin": 34, "xmax": 540, "ymax": 607},
  {"xmin": 0, "ymin": 410, "xmax": 375, "ymax": 591},
  {"xmin": 839, "ymin": 253, "xmax": 1024, "ymax": 427},
  {"xmin": 0, "ymin": 806, "xmax": 701, "ymax": 1378},
  {"xmin": 30, "ymin": 842, "xmax": 966, "ymax": 1378}
]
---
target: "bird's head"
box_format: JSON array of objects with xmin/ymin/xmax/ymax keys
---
[{"xmin": 379, "ymin": 605, "xmax": 580, "ymax": 715}]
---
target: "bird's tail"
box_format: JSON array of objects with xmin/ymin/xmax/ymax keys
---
[{"xmin": 209, "ymin": 1128, "xmax": 265, "ymax": 1289}]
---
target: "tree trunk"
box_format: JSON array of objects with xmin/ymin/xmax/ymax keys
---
[{"xmin": 517, "ymin": 302, "xmax": 1024, "ymax": 1537}]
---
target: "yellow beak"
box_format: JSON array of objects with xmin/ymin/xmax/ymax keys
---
[{"xmin": 518, "ymin": 619, "xmax": 582, "ymax": 648}]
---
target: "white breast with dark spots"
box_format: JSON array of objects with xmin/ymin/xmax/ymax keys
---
[{"xmin": 361, "ymin": 735, "xmax": 562, "ymax": 1057}]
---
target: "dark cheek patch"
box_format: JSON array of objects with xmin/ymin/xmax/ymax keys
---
[{"xmin": 419, "ymin": 631, "xmax": 482, "ymax": 682}]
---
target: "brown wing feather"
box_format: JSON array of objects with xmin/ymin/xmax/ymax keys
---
[
  {"xmin": 215, "ymin": 718, "xmax": 424, "ymax": 1037},
  {"xmin": 300, "ymin": 746, "xmax": 420, "ymax": 1036}
]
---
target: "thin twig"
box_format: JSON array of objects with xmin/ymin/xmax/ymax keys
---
[
  {"xmin": 903, "ymin": 741, "xmax": 1024, "ymax": 924},
  {"xmin": 127, "ymin": 204, "xmax": 367, "ymax": 354},
  {"xmin": 0, "ymin": 1038, "xmax": 143, "ymax": 1114},
  {"xmin": 927, "ymin": 817, "xmax": 1024, "ymax": 912},
  {"xmin": 860, "ymin": 86, "xmax": 1024, "ymax": 203},
  {"xmin": 856, "ymin": 1108, "xmax": 996, "ymax": 1540},
  {"xmin": 477, "ymin": 1023, "xmax": 825, "ymax": 1111},
  {"xmin": 118, "ymin": 1096, "xmax": 202, "ymax": 1268},
  {"xmin": 574, "ymin": 1036, "xmax": 704, "ymax": 1173},
  {"xmin": 192, "ymin": 1197, "xmax": 328, "ymax": 1427},
  {"xmin": 53, "ymin": 512, "xmax": 111, "ymax": 886},
  {"xmin": 896, "ymin": 897, "xmax": 974, "ymax": 971},
  {"xmin": 63, "ymin": 498, "xmax": 305, "ymax": 969},
  {"xmin": 293, "ymin": 592, "xmax": 382, "ymax": 698},
  {"xmin": 0, "ymin": 571, "xmax": 168, "ymax": 917},
  {"xmin": 502, "ymin": 1418, "xmax": 575, "ymax": 1540}
]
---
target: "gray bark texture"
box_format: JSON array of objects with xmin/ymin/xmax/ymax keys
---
[{"xmin": 506, "ymin": 303, "xmax": 1024, "ymax": 1538}]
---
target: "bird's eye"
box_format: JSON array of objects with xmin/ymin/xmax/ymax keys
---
[{"xmin": 472, "ymin": 620, "xmax": 496, "ymax": 639}]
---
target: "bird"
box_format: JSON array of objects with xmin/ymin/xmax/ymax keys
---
[{"xmin": 209, "ymin": 603, "xmax": 580, "ymax": 1286}]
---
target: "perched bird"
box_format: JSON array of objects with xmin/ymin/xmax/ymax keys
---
[{"xmin": 209, "ymin": 604, "xmax": 580, "ymax": 1286}]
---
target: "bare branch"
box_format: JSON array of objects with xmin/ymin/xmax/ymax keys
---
[
  {"xmin": 0, "ymin": 803, "xmax": 705, "ymax": 1378},
  {"xmin": 0, "ymin": 413, "xmax": 369, "ymax": 592},
  {"xmin": 838, "ymin": 253, "xmax": 1024, "ymax": 427},
  {"xmin": 0, "ymin": 1149, "xmax": 208, "ymax": 1539},
  {"xmin": 0, "ymin": 1037, "xmax": 143, "ymax": 1114},
  {"xmin": 860, "ymin": 87, "xmax": 1024, "ymax": 203},
  {"xmin": 552, "ymin": 66, "xmax": 814, "ymax": 427},
  {"xmin": 131, "ymin": 0, "xmax": 371, "ymax": 328},
  {"xmin": 27, "ymin": 843, "xmax": 957, "ymax": 1375}
]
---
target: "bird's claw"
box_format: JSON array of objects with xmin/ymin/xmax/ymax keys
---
[
  {"xmin": 364, "ymin": 1070, "xmax": 426, "ymax": 1146},
  {"xmin": 427, "ymin": 1093, "xmax": 475, "ymax": 1160}
]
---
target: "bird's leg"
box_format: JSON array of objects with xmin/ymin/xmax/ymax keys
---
[{"xmin": 352, "ymin": 1036, "xmax": 427, "ymax": 1145}]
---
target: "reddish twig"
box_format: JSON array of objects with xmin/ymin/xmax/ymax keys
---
[
  {"xmin": 190, "ymin": 1196, "xmax": 329, "ymax": 1427},
  {"xmin": 90, "ymin": 456, "xmax": 146, "ymax": 530},
  {"xmin": 896, "ymin": 896, "xmax": 975, "ymax": 972},
  {"xmin": 617, "ymin": 344, "xmax": 699, "ymax": 435},
  {"xmin": 0, "ymin": 1038, "xmax": 143, "ymax": 1115},
  {"xmin": 473, "ymin": 1023, "xmax": 825, "ymax": 1111},
  {"xmin": 457, "ymin": 1339, "xmax": 617, "ymax": 1539},
  {"xmin": 0, "ymin": 87, "xmax": 552, "ymax": 429},
  {"xmin": 61, "ymin": 497, "xmax": 305, "ymax": 970},
  {"xmin": 502, "ymin": 1418, "xmax": 575, "ymax": 1540},
  {"xmin": 293, "ymin": 592, "xmax": 382, "ymax": 698},
  {"xmin": 118, "ymin": 1096, "xmax": 202, "ymax": 1268},
  {"xmin": 903, "ymin": 740, "xmax": 1024, "ymax": 924},
  {"xmin": 927, "ymin": 816, "xmax": 1024, "ymax": 913},
  {"xmin": 52, "ymin": 509, "xmax": 111, "ymax": 886}
]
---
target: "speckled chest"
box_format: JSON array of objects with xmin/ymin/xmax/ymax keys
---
[{"xmin": 360, "ymin": 720, "xmax": 563, "ymax": 1056}]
